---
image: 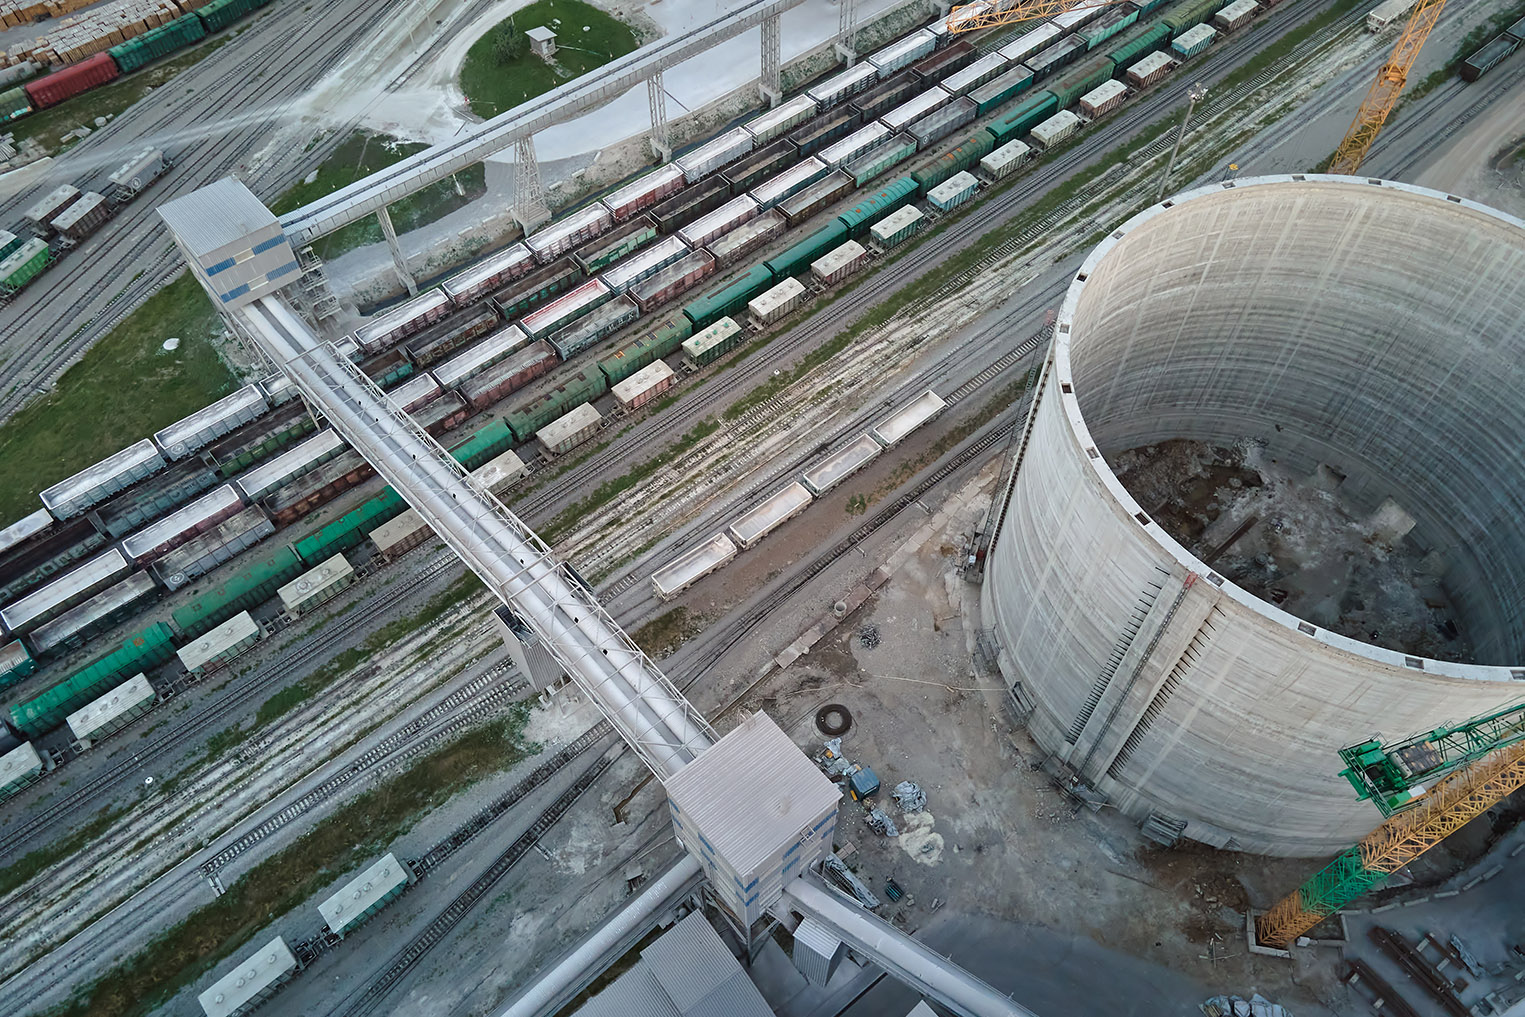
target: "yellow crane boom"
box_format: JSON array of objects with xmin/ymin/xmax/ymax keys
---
[
  {"xmin": 1329, "ymin": 0, "xmax": 1448, "ymax": 174},
  {"xmin": 1256, "ymin": 739, "xmax": 1525, "ymax": 949}
]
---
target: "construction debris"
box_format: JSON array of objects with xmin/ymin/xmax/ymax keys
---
[
  {"xmin": 858, "ymin": 624, "xmax": 880, "ymax": 649},
  {"xmin": 893, "ymin": 780, "xmax": 926, "ymax": 813},
  {"xmin": 1200, "ymin": 994, "xmax": 1293, "ymax": 1017},
  {"xmin": 823, "ymin": 855, "xmax": 880, "ymax": 908},
  {"xmin": 867, "ymin": 808, "xmax": 898, "ymax": 837}
]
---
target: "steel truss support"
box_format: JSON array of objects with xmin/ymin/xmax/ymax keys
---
[
  {"xmin": 374, "ymin": 205, "xmax": 418, "ymax": 296},
  {"xmin": 647, "ymin": 74, "xmax": 671, "ymax": 162},
  {"xmin": 512, "ymin": 134, "xmax": 552, "ymax": 232},
  {"xmin": 760, "ymin": 15, "xmax": 782, "ymax": 105},
  {"xmin": 836, "ymin": 0, "xmax": 859, "ymax": 63}
]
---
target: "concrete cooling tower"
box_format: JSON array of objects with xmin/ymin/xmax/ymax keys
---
[{"xmin": 982, "ymin": 175, "xmax": 1525, "ymax": 857}]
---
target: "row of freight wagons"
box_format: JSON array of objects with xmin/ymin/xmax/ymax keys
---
[
  {"xmin": 0, "ymin": 0, "xmax": 280, "ymax": 123},
  {"xmin": 0, "ymin": 0, "xmax": 1265, "ymax": 743}
]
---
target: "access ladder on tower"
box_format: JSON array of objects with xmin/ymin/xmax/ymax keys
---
[{"xmin": 1255, "ymin": 702, "xmax": 1525, "ymax": 949}]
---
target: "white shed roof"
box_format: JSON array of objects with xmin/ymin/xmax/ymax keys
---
[
  {"xmin": 277, "ymin": 554, "xmax": 354, "ymax": 610},
  {"xmin": 157, "ymin": 178, "xmax": 277, "ymax": 258},
  {"xmin": 537, "ymin": 402, "xmax": 603, "ymax": 448},
  {"xmin": 0, "ymin": 742, "xmax": 42, "ymax": 787},
  {"xmin": 177, "ymin": 611, "xmax": 260, "ymax": 671}
]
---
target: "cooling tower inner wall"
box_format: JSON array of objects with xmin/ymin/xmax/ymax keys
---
[
  {"xmin": 983, "ymin": 177, "xmax": 1525, "ymax": 856},
  {"xmin": 1069, "ymin": 181, "xmax": 1525, "ymax": 664}
]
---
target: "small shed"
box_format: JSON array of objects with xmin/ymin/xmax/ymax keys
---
[{"xmin": 527, "ymin": 25, "xmax": 557, "ymax": 59}]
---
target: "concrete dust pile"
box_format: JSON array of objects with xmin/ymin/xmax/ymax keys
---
[{"xmin": 1112, "ymin": 438, "xmax": 1471, "ymax": 663}]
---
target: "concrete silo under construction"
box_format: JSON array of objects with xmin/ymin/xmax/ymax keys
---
[{"xmin": 982, "ymin": 175, "xmax": 1525, "ymax": 857}]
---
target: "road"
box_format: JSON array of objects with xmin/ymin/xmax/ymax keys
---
[{"xmin": 0, "ymin": 0, "xmax": 413, "ymax": 422}]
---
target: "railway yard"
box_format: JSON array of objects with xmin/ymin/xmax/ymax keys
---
[{"xmin": 1, "ymin": 0, "xmax": 1524, "ymax": 1016}]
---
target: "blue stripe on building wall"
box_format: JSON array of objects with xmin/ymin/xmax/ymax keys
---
[
  {"xmin": 205, "ymin": 256, "xmax": 237, "ymax": 276},
  {"xmin": 252, "ymin": 234, "xmax": 287, "ymax": 255},
  {"xmin": 812, "ymin": 813, "xmax": 833, "ymax": 831},
  {"xmin": 220, "ymin": 282, "xmax": 251, "ymax": 302},
  {"xmin": 266, "ymin": 259, "xmax": 300, "ymax": 281}
]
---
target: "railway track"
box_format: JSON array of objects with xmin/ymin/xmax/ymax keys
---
[
  {"xmin": 1374, "ymin": 60, "xmax": 1525, "ymax": 180},
  {"xmin": 198, "ymin": 667, "xmax": 526, "ymax": 881},
  {"xmin": 0, "ymin": 547, "xmax": 459, "ymax": 861},
  {"xmin": 516, "ymin": 0, "xmax": 1367, "ymax": 529},
  {"xmin": 0, "ymin": 0, "xmax": 403, "ymax": 420}
]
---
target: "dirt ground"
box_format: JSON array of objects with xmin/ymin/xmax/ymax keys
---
[{"xmin": 712, "ymin": 462, "xmax": 1351, "ymax": 1015}]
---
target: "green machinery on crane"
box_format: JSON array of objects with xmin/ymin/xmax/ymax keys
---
[
  {"xmin": 1256, "ymin": 699, "xmax": 1525, "ymax": 948},
  {"xmin": 1338, "ymin": 700, "xmax": 1525, "ymax": 817}
]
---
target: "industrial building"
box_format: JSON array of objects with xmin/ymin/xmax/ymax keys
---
[
  {"xmin": 981, "ymin": 176, "xmax": 1525, "ymax": 857},
  {"xmin": 572, "ymin": 911, "xmax": 773, "ymax": 1017}
]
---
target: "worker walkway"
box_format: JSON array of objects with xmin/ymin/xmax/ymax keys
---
[{"xmin": 237, "ymin": 295, "xmax": 715, "ymax": 779}]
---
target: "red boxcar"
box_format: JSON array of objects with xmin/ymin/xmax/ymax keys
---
[{"xmin": 26, "ymin": 53, "xmax": 121, "ymax": 109}]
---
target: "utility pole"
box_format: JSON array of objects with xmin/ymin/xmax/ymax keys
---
[{"xmin": 1157, "ymin": 82, "xmax": 1207, "ymax": 202}]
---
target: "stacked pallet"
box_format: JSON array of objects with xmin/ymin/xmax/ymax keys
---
[
  {"xmin": 1, "ymin": 0, "xmax": 97, "ymax": 29},
  {"xmin": 9, "ymin": 0, "xmax": 184, "ymax": 65}
]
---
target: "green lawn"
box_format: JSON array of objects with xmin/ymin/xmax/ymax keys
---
[
  {"xmin": 0, "ymin": 272, "xmax": 234, "ymax": 526},
  {"xmin": 272, "ymin": 129, "xmax": 487, "ymax": 262},
  {"xmin": 459, "ymin": 0, "xmax": 642, "ymax": 120}
]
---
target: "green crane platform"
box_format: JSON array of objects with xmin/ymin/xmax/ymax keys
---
[{"xmin": 1338, "ymin": 699, "xmax": 1525, "ymax": 817}]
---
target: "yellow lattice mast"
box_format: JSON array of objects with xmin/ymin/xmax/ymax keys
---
[
  {"xmin": 1328, "ymin": 0, "xmax": 1448, "ymax": 174},
  {"xmin": 1256, "ymin": 740, "xmax": 1525, "ymax": 948},
  {"xmin": 946, "ymin": 0, "xmax": 1131, "ymax": 33}
]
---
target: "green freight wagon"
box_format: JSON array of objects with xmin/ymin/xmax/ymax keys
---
[
  {"xmin": 1162, "ymin": 0, "xmax": 1231, "ymax": 36},
  {"xmin": 1050, "ymin": 57, "xmax": 1117, "ymax": 109},
  {"xmin": 109, "ymin": 13, "xmax": 206, "ymax": 73},
  {"xmin": 0, "ymin": 639, "xmax": 36, "ymax": 692},
  {"xmin": 0, "ymin": 238, "xmax": 49, "ymax": 295},
  {"xmin": 1079, "ymin": 5, "xmax": 1139, "ymax": 50},
  {"xmin": 10, "ymin": 623, "xmax": 176, "ymax": 738},
  {"xmin": 491, "ymin": 258, "xmax": 584, "ymax": 319},
  {"xmin": 986, "ymin": 91, "xmax": 1060, "ymax": 145},
  {"xmin": 504, "ymin": 367, "xmax": 609, "ymax": 443},
  {"xmin": 1106, "ymin": 23, "xmax": 1172, "ymax": 69},
  {"xmin": 0, "ymin": 86, "xmax": 29, "ymax": 123},
  {"xmin": 765, "ymin": 222, "xmax": 849, "ymax": 278},
  {"xmin": 572, "ymin": 215, "xmax": 658, "ymax": 274},
  {"xmin": 970, "ymin": 65, "xmax": 1035, "ymax": 116},
  {"xmin": 598, "ymin": 316, "xmax": 692, "ymax": 384},
  {"xmin": 912, "ymin": 132, "xmax": 995, "ymax": 192},
  {"xmin": 448, "ymin": 420, "xmax": 514, "ymax": 470},
  {"xmin": 211, "ymin": 409, "xmax": 319, "ymax": 479},
  {"xmin": 170, "ymin": 547, "xmax": 304, "ymax": 639},
  {"xmin": 1134, "ymin": 0, "xmax": 1172, "ymax": 11},
  {"xmin": 682, "ymin": 265, "xmax": 775, "ymax": 330},
  {"xmin": 195, "ymin": 0, "xmax": 262, "ymax": 33},
  {"xmin": 837, "ymin": 177, "xmax": 918, "ymax": 238},
  {"xmin": 295, "ymin": 488, "xmax": 408, "ymax": 563}
]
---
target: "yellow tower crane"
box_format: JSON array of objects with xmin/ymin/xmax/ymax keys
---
[{"xmin": 946, "ymin": 0, "xmax": 1449, "ymax": 175}]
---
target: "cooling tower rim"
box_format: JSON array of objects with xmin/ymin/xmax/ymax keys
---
[{"xmin": 1051, "ymin": 174, "xmax": 1525, "ymax": 685}]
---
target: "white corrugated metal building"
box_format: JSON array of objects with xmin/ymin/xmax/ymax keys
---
[
  {"xmin": 178, "ymin": 611, "xmax": 261, "ymax": 676},
  {"xmin": 573, "ymin": 911, "xmax": 773, "ymax": 1017},
  {"xmin": 158, "ymin": 178, "xmax": 297, "ymax": 312},
  {"xmin": 277, "ymin": 554, "xmax": 355, "ymax": 615}
]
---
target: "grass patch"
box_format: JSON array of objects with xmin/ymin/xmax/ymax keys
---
[
  {"xmin": 542, "ymin": 418, "xmax": 719, "ymax": 543},
  {"xmin": 53, "ymin": 710, "xmax": 536, "ymax": 1017},
  {"xmin": 251, "ymin": 570, "xmax": 487, "ymax": 728},
  {"xmin": 459, "ymin": 0, "xmax": 641, "ymax": 120},
  {"xmin": 270, "ymin": 130, "xmax": 486, "ymax": 263},
  {"xmin": 10, "ymin": 32, "xmax": 236, "ymax": 155},
  {"xmin": 0, "ymin": 271, "xmax": 233, "ymax": 526},
  {"xmin": 0, "ymin": 805, "xmax": 121, "ymax": 898},
  {"xmin": 630, "ymin": 606, "xmax": 702, "ymax": 658}
]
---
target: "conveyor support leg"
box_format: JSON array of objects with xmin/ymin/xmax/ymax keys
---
[{"xmin": 375, "ymin": 205, "xmax": 418, "ymax": 297}]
